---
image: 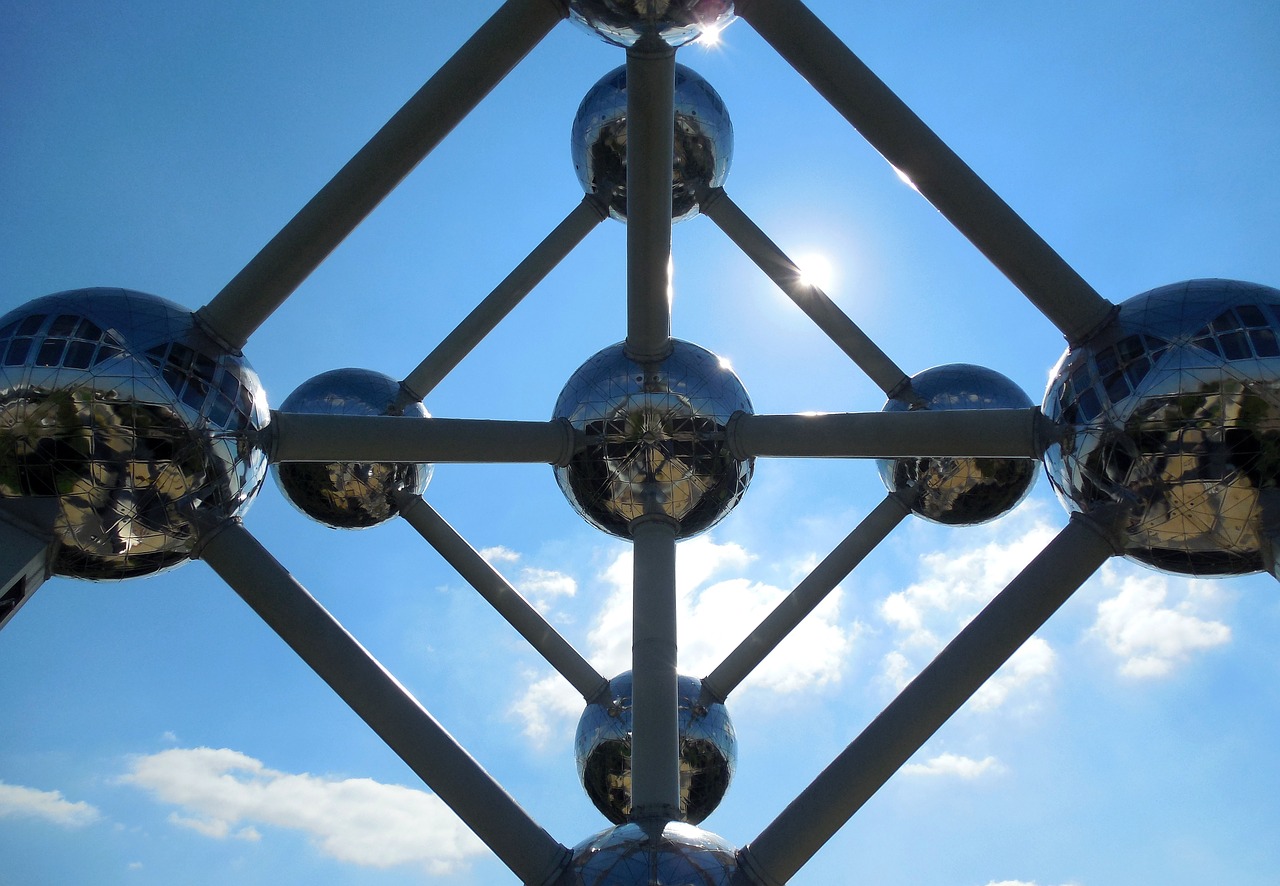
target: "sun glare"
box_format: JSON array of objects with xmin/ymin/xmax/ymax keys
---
[{"xmin": 795, "ymin": 252, "xmax": 836, "ymax": 292}]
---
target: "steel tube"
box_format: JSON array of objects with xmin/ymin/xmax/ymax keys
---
[
  {"xmin": 735, "ymin": 0, "xmax": 1115, "ymax": 346},
  {"xmin": 196, "ymin": 0, "xmax": 567, "ymax": 350},
  {"xmin": 197, "ymin": 519, "xmax": 569, "ymax": 886},
  {"xmin": 734, "ymin": 513, "xmax": 1117, "ymax": 886}
]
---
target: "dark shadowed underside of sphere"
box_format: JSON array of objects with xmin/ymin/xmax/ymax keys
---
[{"xmin": 567, "ymin": 0, "xmax": 736, "ymax": 48}]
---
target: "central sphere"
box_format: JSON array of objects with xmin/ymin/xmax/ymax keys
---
[
  {"xmin": 553, "ymin": 340, "xmax": 753, "ymax": 539},
  {"xmin": 564, "ymin": 821, "xmax": 738, "ymax": 885},
  {"xmin": 567, "ymin": 0, "xmax": 736, "ymax": 48},
  {"xmin": 575, "ymin": 672, "xmax": 737, "ymax": 825},
  {"xmin": 572, "ymin": 64, "xmax": 733, "ymax": 223},
  {"xmin": 1043, "ymin": 278, "xmax": 1280, "ymax": 576},
  {"xmin": 0, "ymin": 288, "xmax": 268, "ymax": 579}
]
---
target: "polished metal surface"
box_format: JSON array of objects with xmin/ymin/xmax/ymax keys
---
[
  {"xmin": 563, "ymin": 821, "xmax": 738, "ymax": 884},
  {"xmin": 877, "ymin": 363, "xmax": 1037, "ymax": 525},
  {"xmin": 1043, "ymin": 278, "xmax": 1280, "ymax": 576},
  {"xmin": 273, "ymin": 368, "xmax": 431, "ymax": 529},
  {"xmin": 553, "ymin": 339, "xmax": 752, "ymax": 539},
  {"xmin": 572, "ymin": 64, "xmax": 733, "ymax": 223},
  {"xmin": 575, "ymin": 672, "xmax": 737, "ymax": 825},
  {"xmin": 0, "ymin": 288, "xmax": 268, "ymax": 579},
  {"xmin": 567, "ymin": 0, "xmax": 736, "ymax": 48}
]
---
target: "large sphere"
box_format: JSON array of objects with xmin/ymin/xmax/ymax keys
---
[
  {"xmin": 575, "ymin": 672, "xmax": 736, "ymax": 825},
  {"xmin": 563, "ymin": 821, "xmax": 738, "ymax": 885},
  {"xmin": 272, "ymin": 368, "xmax": 431, "ymax": 529},
  {"xmin": 572, "ymin": 64, "xmax": 733, "ymax": 223},
  {"xmin": 553, "ymin": 340, "xmax": 752, "ymax": 539},
  {"xmin": 567, "ymin": 0, "xmax": 736, "ymax": 48},
  {"xmin": 1044, "ymin": 279, "xmax": 1280, "ymax": 576},
  {"xmin": 0, "ymin": 288, "xmax": 268, "ymax": 579},
  {"xmin": 877, "ymin": 364, "xmax": 1038, "ymax": 525}
]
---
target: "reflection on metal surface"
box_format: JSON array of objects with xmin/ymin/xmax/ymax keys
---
[
  {"xmin": 567, "ymin": 0, "xmax": 736, "ymax": 48},
  {"xmin": 572, "ymin": 64, "xmax": 733, "ymax": 223},
  {"xmin": 877, "ymin": 364, "xmax": 1037, "ymax": 525},
  {"xmin": 0, "ymin": 288, "xmax": 268, "ymax": 579},
  {"xmin": 564, "ymin": 821, "xmax": 738, "ymax": 884},
  {"xmin": 553, "ymin": 340, "xmax": 752, "ymax": 539},
  {"xmin": 575, "ymin": 672, "xmax": 736, "ymax": 825},
  {"xmin": 1044, "ymin": 279, "xmax": 1280, "ymax": 576},
  {"xmin": 273, "ymin": 368, "xmax": 431, "ymax": 529}
]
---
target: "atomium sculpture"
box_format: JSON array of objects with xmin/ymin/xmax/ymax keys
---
[{"xmin": 1, "ymin": 1, "xmax": 1276, "ymax": 884}]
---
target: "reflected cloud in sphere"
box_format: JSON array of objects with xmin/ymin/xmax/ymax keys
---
[
  {"xmin": 567, "ymin": 0, "xmax": 736, "ymax": 48},
  {"xmin": 563, "ymin": 820, "xmax": 738, "ymax": 885}
]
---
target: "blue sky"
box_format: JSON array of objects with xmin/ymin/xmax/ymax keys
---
[{"xmin": 3, "ymin": 1, "xmax": 1280, "ymax": 884}]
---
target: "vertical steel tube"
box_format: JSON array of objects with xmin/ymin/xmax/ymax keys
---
[
  {"xmin": 196, "ymin": 0, "xmax": 567, "ymax": 350},
  {"xmin": 734, "ymin": 513, "xmax": 1117, "ymax": 886},
  {"xmin": 624, "ymin": 39, "xmax": 676, "ymax": 362},
  {"xmin": 629, "ymin": 515, "xmax": 681, "ymax": 821},
  {"xmin": 197, "ymin": 520, "xmax": 569, "ymax": 886}
]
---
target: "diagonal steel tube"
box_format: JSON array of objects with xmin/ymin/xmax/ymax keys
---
[
  {"xmin": 735, "ymin": 0, "xmax": 1116, "ymax": 346},
  {"xmin": 197, "ymin": 519, "xmax": 570, "ymax": 886},
  {"xmin": 397, "ymin": 494, "xmax": 607, "ymax": 702},
  {"xmin": 397, "ymin": 194, "xmax": 609, "ymax": 406},
  {"xmin": 733, "ymin": 512, "xmax": 1119, "ymax": 886},
  {"xmin": 728, "ymin": 408, "xmax": 1058, "ymax": 459},
  {"xmin": 195, "ymin": 0, "xmax": 567, "ymax": 351},
  {"xmin": 701, "ymin": 188, "xmax": 918, "ymax": 403},
  {"xmin": 701, "ymin": 490, "xmax": 913, "ymax": 704}
]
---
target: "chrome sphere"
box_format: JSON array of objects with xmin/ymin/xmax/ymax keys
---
[
  {"xmin": 1044, "ymin": 279, "xmax": 1280, "ymax": 576},
  {"xmin": 272, "ymin": 368, "xmax": 431, "ymax": 529},
  {"xmin": 877, "ymin": 364, "xmax": 1038, "ymax": 525},
  {"xmin": 0, "ymin": 288, "xmax": 268, "ymax": 579},
  {"xmin": 567, "ymin": 0, "xmax": 735, "ymax": 48},
  {"xmin": 564, "ymin": 821, "xmax": 738, "ymax": 885},
  {"xmin": 553, "ymin": 340, "xmax": 752, "ymax": 539},
  {"xmin": 572, "ymin": 64, "xmax": 733, "ymax": 223},
  {"xmin": 575, "ymin": 672, "xmax": 736, "ymax": 825}
]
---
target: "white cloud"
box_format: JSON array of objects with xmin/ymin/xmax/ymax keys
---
[
  {"xmin": 901, "ymin": 753, "xmax": 1003, "ymax": 779},
  {"xmin": 512, "ymin": 671, "xmax": 589, "ymax": 749},
  {"xmin": 121, "ymin": 748, "xmax": 486, "ymax": 875},
  {"xmin": 984, "ymin": 881, "xmax": 1080, "ymax": 886},
  {"xmin": 1090, "ymin": 566, "xmax": 1231, "ymax": 678},
  {"xmin": 519, "ymin": 566, "xmax": 578, "ymax": 601},
  {"xmin": 478, "ymin": 545, "xmax": 520, "ymax": 564},
  {"xmin": 0, "ymin": 782, "xmax": 100, "ymax": 827}
]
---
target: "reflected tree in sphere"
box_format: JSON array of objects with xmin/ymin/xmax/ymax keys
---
[
  {"xmin": 273, "ymin": 368, "xmax": 431, "ymax": 529},
  {"xmin": 562, "ymin": 821, "xmax": 738, "ymax": 885},
  {"xmin": 1043, "ymin": 278, "xmax": 1280, "ymax": 576},
  {"xmin": 553, "ymin": 340, "xmax": 753, "ymax": 539},
  {"xmin": 877, "ymin": 363, "xmax": 1038, "ymax": 525},
  {"xmin": 0, "ymin": 288, "xmax": 268, "ymax": 579},
  {"xmin": 567, "ymin": 0, "xmax": 736, "ymax": 48},
  {"xmin": 572, "ymin": 64, "xmax": 733, "ymax": 223},
  {"xmin": 575, "ymin": 672, "xmax": 736, "ymax": 825}
]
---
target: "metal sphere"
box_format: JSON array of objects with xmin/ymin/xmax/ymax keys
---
[
  {"xmin": 272, "ymin": 368, "xmax": 431, "ymax": 529},
  {"xmin": 1043, "ymin": 279, "xmax": 1280, "ymax": 576},
  {"xmin": 877, "ymin": 364, "xmax": 1038, "ymax": 525},
  {"xmin": 564, "ymin": 821, "xmax": 738, "ymax": 885},
  {"xmin": 553, "ymin": 340, "xmax": 753, "ymax": 539},
  {"xmin": 571, "ymin": 64, "xmax": 733, "ymax": 223},
  {"xmin": 567, "ymin": 0, "xmax": 736, "ymax": 48},
  {"xmin": 0, "ymin": 288, "xmax": 268, "ymax": 579},
  {"xmin": 575, "ymin": 672, "xmax": 737, "ymax": 826}
]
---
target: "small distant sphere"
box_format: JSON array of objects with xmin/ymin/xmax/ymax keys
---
[
  {"xmin": 1044, "ymin": 279, "xmax": 1280, "ymax": 576},
  {"xmin": 553, "ymin": 340, "xmax": 752, "ymax": 539},
  {"xmin": 575, "ymin": 672, "xmax": 736, "ymax": 825},
  {"xmin": 0, "ymin": 288, "xmax": 268, "ymax": 579},
  {"xmin": 571, "ymin": 64, "xmax": 733, "ymax": 223},
  {"xmin": 273, "ymin": 368, "xmax": 431, "ymax": 529},
  {"xmin": 567, "ymin": 0, "xmax": 736, "ymax": 48},
  {"xmin": 877, "ymin": 364, "xmax": 1037, "ymax": 525},
  {"xmin": 564, "ymin": 821, "xmax": 738, "ymax": 886}
]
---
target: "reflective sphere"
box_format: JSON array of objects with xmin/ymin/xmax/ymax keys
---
[
  {"xmin": 567, "ymin": 0, "xmax": 735, "ymax": 48},
  {"xmin": 553, "ymin": 340, "xmax": 752, "ymax": 539},
  {"xmin": 1044, "ymin": 279, "xmax": 1280, "ymax": 576},
  {"xmin": 575, "ymin": 672, "xmax": 736, "ymax": 825},
  {"xmin": 564, "ymin": 821, "xmax": 738, "ymax": 885},
  {"xmin": 572, "ymin": 64, "xmax": 733, "ymax": 223},
  {"xmin": 272, "ymin": 368, "xmax": 431, "ymax": 529},
  {"xmin": 0, "ymin": 288, "xmax": 268, "ymax": 579},
  {"xmin": 877, "ymin": 364, "xmax": 1038, "ymax": 525}
]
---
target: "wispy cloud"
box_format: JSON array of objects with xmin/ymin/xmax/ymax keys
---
[
  {"xmin": 120, "ymin": 748, "xmax": 485, "ymax": 875},
  {"xmin": 901, "ymin": 753, "xmax": 1004, "ymax": 779},
  {"xmin": 0, "ymin": 782, "xmax": 100, "ymax": 827},
  {"xmin": 984, "ymin": 880, "xmax": 1080, "ymax": 886}
]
